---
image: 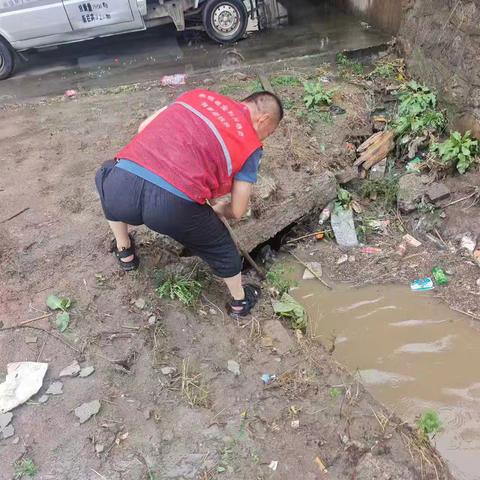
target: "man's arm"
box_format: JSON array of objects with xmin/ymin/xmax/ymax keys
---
[
  {"xmin": 212, "ymin": 180, "xmax": 253, "ymax": 220},
  {"xmin": 138, "ymin": 106, "xmax": 167, "ymax": 133}
]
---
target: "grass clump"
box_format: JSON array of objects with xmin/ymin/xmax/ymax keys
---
[
  {"xmin": 360, "ymin": 176, "xmax": 399, "ymax": 209},
  {"xmin": 155, "ymin": 270, "xmax": 202, "ymax": 307},
  {"xmin": 271, "ymin": 74, "xmax": 302, "ymax": 87},
  {"xmin": 417, "ymin": 409, "xmax": 442, "ymax": 439},
  {"xmin": 266, "ymin": 263, "xmax": 295, "ymax": 295},
  {"xmin": 431, "ymin": 130, "xmax": 479, "ymax": 174},
  {"xmin": 336, "ymin": 53, "xmax": 364, "ymax": 75},
  {"xmin": 181, "ymin": 358, "xmax": 210, "ymax": 408},
  {"xmin": 14, "ymin": 459, "xmax": 38, "ymax": 479}
]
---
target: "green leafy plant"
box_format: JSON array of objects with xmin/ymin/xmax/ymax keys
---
[
  {"xmin": 14, "ymin": 458, "xmax": 38, "ymax": 479},
  {"xmin": 46, "ymin": 294, "xmax": 72, "ymax": 332},
  {"xmin": 271, "ymin": 75, "xmax": 301, "ymax": 87},
  {"xmin": 417, "ymin": 410, "xmax": 442, "ymax": 439},
  {"xmin": 336, "ymin": 53, "xmax": 364, "ymax": 75},
  {"xmin": 336, "ymin": 188, "xmax": 353, "ymax": 209},
  {"xmin": 393, "ymin": 81, "xmax": 445, "ymax": 139},
  {"xmin": 303, "ymin": 82, "xmax": 336, "ymax": 108},
  {"xmin": 267, "ymin": 264, "xmax": 295, "ymax": 295},
  {"xmin": 155, "ymin": 274, "xmax": 202, "ymax": 307},
  {"xmin": 431, "ymin": 130, "xmax": 479, "ymax": 174},
  {"xmin": 368, "ymin": 62, "xmax": 395, "ymax": 79},
  {"xmin": 329, "ymin": 387, "xmax": 341, "ymax": 399},
  {"xmin": 272, "ymin": 293, "xmax": 307, "ymax": 332}
]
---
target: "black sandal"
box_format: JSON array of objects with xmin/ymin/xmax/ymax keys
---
[
  {"xmin": 227, "ymin": 284, "xmax": 261, "ymax": 317},
  {"xmin": 111, "ymin": 235, "xmax": 139, "ymax": 272}
]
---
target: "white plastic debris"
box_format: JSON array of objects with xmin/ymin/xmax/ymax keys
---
[
  {"xmin": 0, "ymin": 362, "xmax": 48, "ymax": 413},
  {"xmin": 227, "ymin": 360, "xmax": 240, "ymax": 376},
  {"xmin": 268, "ymin": 461, "xmax": 278, "ymax": 471},
  {"xmin": 161, "ymin": 73, "xmax": 187, "ymax": 86},
  {"xmin": 461, "ymin": 233, "xmax": 476, "ymax": 253}
]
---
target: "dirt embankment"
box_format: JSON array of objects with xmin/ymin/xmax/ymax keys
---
[{"xmin": 0, "ymin": 57, "xmax": 464, "ymax": 479}]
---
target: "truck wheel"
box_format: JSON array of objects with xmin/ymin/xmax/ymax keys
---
[
  {"xmin": 0, "ymin": 38, "xmax": 14, "ymax": 80},
  {"xmin": 202, "ymin": 0, "xmax": 248, "ymax": 44}
]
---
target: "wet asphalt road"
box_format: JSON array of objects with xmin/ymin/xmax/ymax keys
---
[{"xmin": 0, "ymin": 2, "xmax": 390, "ymax": 104}]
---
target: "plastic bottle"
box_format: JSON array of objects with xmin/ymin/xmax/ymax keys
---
[
  {"xmin": 318, "ymin": 205, "xmax": 332, "ymax": 225},
  {"xmin": 432, "ymin": 267, "xmax": 448, "ymax": 285}
]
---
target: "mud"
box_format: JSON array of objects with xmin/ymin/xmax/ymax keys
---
[{"xmin": 291, "ymin": 277, "xmax": 480, "ymax": 480}]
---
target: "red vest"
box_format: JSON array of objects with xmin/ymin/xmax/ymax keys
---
[{"xmin": 116, "ymin": 89, "xmax": 262, "ymax": 204}]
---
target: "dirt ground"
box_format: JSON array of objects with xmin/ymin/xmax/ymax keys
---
[{"xmin": 0, "ymin": 54, "xmax": 472, "ymax": 480}]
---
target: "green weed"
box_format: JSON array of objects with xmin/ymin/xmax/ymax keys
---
[
  {"xmin": 272, "ymin": 293, "xmax": 307, "ymax": 332},
  {"xmin": 336, "ymin": 188, "xmax": 353, "ymax": 210},
  {"xmin": 248, "ymin": 80, "xmax": 263, "ymax": 93},
  {"xmin": 266, "ymin": 264, "xmax": 295, "ymax": 295},
  {"xmin": 303, "ymin": 82, "xmax": 336, "ymax": 108},
  {"xmin": 417, "ymin": 410, "xmax": 442, "ymax": 438},
  {"xmin": 329, "ymin": 387, "xmax": 341, "ymax": 399},
  {"xmin": 46, "ymin": 294, "xmax": 73, "ymax": 332},
  {"xmin": 271, "ymin": 75, "xmax": 302, "ymax": 87},
  {"xmin": 14, "ymin": 459, "xmax": 38, "ymax": 479},
  {"xmin": 218, "ymin": 84, "xmax": 242, "ymax": 96},
  {"xmin": 368, "ymin": 62, "xmax": 396, "ymax": 79},
  {"xmin": 393, "ymin": 81, "xmax": 445, "ymax": 140},
  {"xmin": 155, "ymin": 272, "xmax": 202, "ymax": 307},
  {"xmin": 297, "ymin": 108, "xmax": 333, "ymax": 128},
  {"xmin": 431, "ymin": 130, "xmax": 479, "ymax": 174},
  {"xmin": 360, "ymin": 176, "xmax": 399, "ymax": 208},
  {"xmin": 336, "ymin": 53, "xmax": 364, "ymax": 75}
]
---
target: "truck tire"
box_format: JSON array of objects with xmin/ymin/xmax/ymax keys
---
[
  {"xmin": 202, "ymin": 0, "xmax": 248, "ymax": 44},
  {"xmin": 0, "ymin": 38, "xmax": 14, "ymax": 80}
]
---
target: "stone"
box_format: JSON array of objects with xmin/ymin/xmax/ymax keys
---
[
  {"xmin": 354, "ymin": 452, "xmax": 413, "ymax": 480},
  {"xmin": 46, "ymin": 381, "xmax": 63, "ymax": 395},
  {"xmin": 74, "ymin": 400, "xmax": 101, "ymax": 424},
  {"xmin": 261, "ymin": 336, "xmax": 274, "ymax": 348},
  {"xmin": 336, "ymin": 254, "xmax": 348, "ymax": 265},
  {"xmin": 134, "ymin": 298, "xmax": 146, "ymax": 309},
  {"xmin": 227, "ymin": 360, "xmax": 240, "ymax": 376},
  {"xmin": 95, "ymin": 443, "xmax": 105, "ymax": 453},
  {"xmin": 202, "ymin": 78, "xmax": 214, "ymax": 85},
  {"xmin": 25, "ymin": 336, "xmax": 38, "ymax": 344},
  {"xmin": 148, "ymin": 315, "xmax": 156, "ymax": 325},
  {"xmin": 369, "ymin": 158, "xmax": 387, "ymax": 179},
  {"xmin": 79, "ymin": 366, "xmax": 95, "ymax": 378},
  {"xmin": 161, "ymin": 366, "xmax": 176, "ymax": 375},
  {"xmin": 397, "ymin": 174, "xmax": 426, "ymax": 213},
  {"xmin": 0, "ymin": 362, "xmax": 48, "ymax": 413},
  {"xmin": 12, "ymin": 436, "xmax": 19, "ymax": 444},
  {"xmin": 262, "ymin": 319, "xmax": 294, "ymax": 355},
  {"xmin": 335, "ymin": 167, "xmax": 359, "ymax": 185},
  {"xmin": 0, "ymin": 412, "xmax": 13, "ymax": 430},
  {"xmin": 2, "ymin": 424, "xmax": 14, "ymax": 439},
  {"xmin": 291, "ymin": 419, "xmax": 300, "ymax": 429},
  {"xmin": 38, "ymin": 395, "xmax": 49, "ymax": 404},
  {"xmin": 427, "ymin": 182, "xmax": 450, "ymax": 203},
  {"xmin": 143, "ymin": 408, "xmax": 152, "ymax": 420},
  {"xmin": 59, "ymin": 360, "xmax": 81, "ymax": 378},
  {"xmin": 302, "ymin": 262, "xmax": 323, "ymax": 280}
]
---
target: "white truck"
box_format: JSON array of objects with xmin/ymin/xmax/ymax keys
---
[{"xmin": 0, "ymin": 0, "xmax": 258, "ymax": 79}]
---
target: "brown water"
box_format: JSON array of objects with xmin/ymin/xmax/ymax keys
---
[{"xmin": 290, "ymin": 268, "xmax": 480, "ymax": 480}]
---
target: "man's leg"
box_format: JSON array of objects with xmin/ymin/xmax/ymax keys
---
[
  {"xmin": 223, "ymin": 273, "xmax": 245, "ymax": 301},
  {"xmin": 108, "ymin": 220, "xmax": 133, "ymax": 262}
]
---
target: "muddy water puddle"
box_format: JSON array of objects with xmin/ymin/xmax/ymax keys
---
[{"xmin": 289, "ymin": 267, "xmax": 480, "ymax": 480}]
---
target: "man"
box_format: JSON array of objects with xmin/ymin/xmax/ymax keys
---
[{"xmin": 95, "ymin": 89, "xmax": 283, "ymax": 317}]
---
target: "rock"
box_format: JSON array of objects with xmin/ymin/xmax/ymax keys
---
[
  {"xmin": 427, "ymin": 182, "xmax": 450, "ymax": 203},
  {"xmin": 461, "ymin": 233, "xmax": 477, "ymax": 253},
  {"xmin": 335, "ymin": 167, "xmax": 359, "ymax": 185},
  {"xmin": 161, "ymin": 366, "xmax": 176, "ymax": 375},
  {"xmin": 0, "ymin": 362, "xmax": 48, "ymax": 413},
  {"xmin": 227, "ymin": 360, "xmax": 240, "ymax": 376},
  {"xmin": 302, "ymin": 262, "xmax": 323, "ymax": 280},
  {"xmin": 369, "ymin": 158, "xmax": 387, "ymax": 179},
  {"xmin": 12, "ymin": 436, "xmax": 19, "ymax": 444},
  {"xmin": 336, "ymin": 254, "xmax": 348, "ymax": 265},
  {"xmin": 291, "ymin": 419, "xmax": 300, "ymax": 429},
  {"xmin": 0, "ymin": 412, "xmax": 13, "ymax": 430},
  {"xmin": 46, "ymin": 381, "xmax": 63, "ymax": 395},
  {"xmin": 134, "ymin": 298, "xmax": 146, "ymax": 309},
  {"xmin": 348, "ymin": 255, "xmax": 356, "ymax": 263},
  {"xmin": 262, "ymin": 319, "xmax": 294, "ymax": 355},
  {"xmin": 74, "ymin": 400, "xmax": 101, "ymax": 424},
  {"xmin": 38, "ymin": 395, "xmax": 49, "ymax": 404},
  {"xmin": 403, "ymin": 234, "xmax": 422, "ymax": 248},
  {"xmin": 2, "ymin": 424, "xmax": 14, "ymax": 439},
  {"xmin": 59, "ymin": 360, "xmax": 81, "ymax": 378},
  {"xmin": 354, "ymin": 452, "xmax": 413, "ymax": 480},
  {"xmin": 148, "ymin": 315, "xmax": 156, "ymax": 325},
  {"xmin": 79, "ymin": 366, "xmax": 95, "ymax": 378},
  {"xmin": 397, "ymin": 174, "xmax": 425, "ymax": 213},
  {"xmin": 95, "ymin": 443, "xmax": 105, "ymax": 453},
  {"xmin": 143, "ymin": 408, "xmax": 153, "ymax": 420},
  {"xmin": 25, "ymin": 336, "xmax": 38, "ymax": 344},
  {"xmin": 261, "ymin": 336, "xmax": 274, "ymax": 348},
  {"xmin": 202, "ymin": 77, "xmax": 214, "ymax": 85}
]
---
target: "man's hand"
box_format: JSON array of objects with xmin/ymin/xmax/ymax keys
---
[{"xmin": 211, "ymin": 181, "xmax": 253, "ymax": 220}]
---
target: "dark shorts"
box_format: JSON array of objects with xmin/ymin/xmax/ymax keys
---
[{"xmin": 95, "ymin": 160, "xmax": 242, "ymax": 278}]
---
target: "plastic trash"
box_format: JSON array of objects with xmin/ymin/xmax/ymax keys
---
[
  {"xmin": 318, "ymin": 205, "xmax": 332, "ymax": 225},
  {"xmin": 161, "ymin": 73, "xmax": 187, "ymax": 86},
  {"xmin": 410, "ymin": 277, "xmax": 434, "ymax": 292},
  {"xmin": 64, "ymin": 89, "xmax": 77, "ymax": 98},
  {"xmin": 406, "ymin": 157, "xmax": 423, "ymax": 173},
  {"xmin": 261, "ymin": 373, "xmax": 276, "ymax": 385},
  {"xmin": 432, "ymin": 267, "xmax": 448, "ymax": 285},
  {"xmin": 461, "ymin": 233, "xmax": 476, "ymax": 253},
  {"xmin": 359, "ymin": 247, "xmax": 382, "ymax": 255},
  {"xmin": 331, "ymin": 206, "xmax": 358, "ymax": 248}
]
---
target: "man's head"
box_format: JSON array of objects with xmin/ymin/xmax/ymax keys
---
[{"xmin": 242, "ymin": 91, "xmax": 283, "ymax": 141}]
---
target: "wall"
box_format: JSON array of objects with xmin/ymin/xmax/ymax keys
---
[
  {"xmin": 398, "ymin": 0, "xmax": 480, "ymax": 136},
  {"xmin": 333, "ymin": 0, "xmax": 405, "ymax": 34}
]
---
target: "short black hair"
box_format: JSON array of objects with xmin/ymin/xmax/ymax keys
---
[{"xmin": 242, "ymin": 91, "xmax": 284, "ymax": 124}]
